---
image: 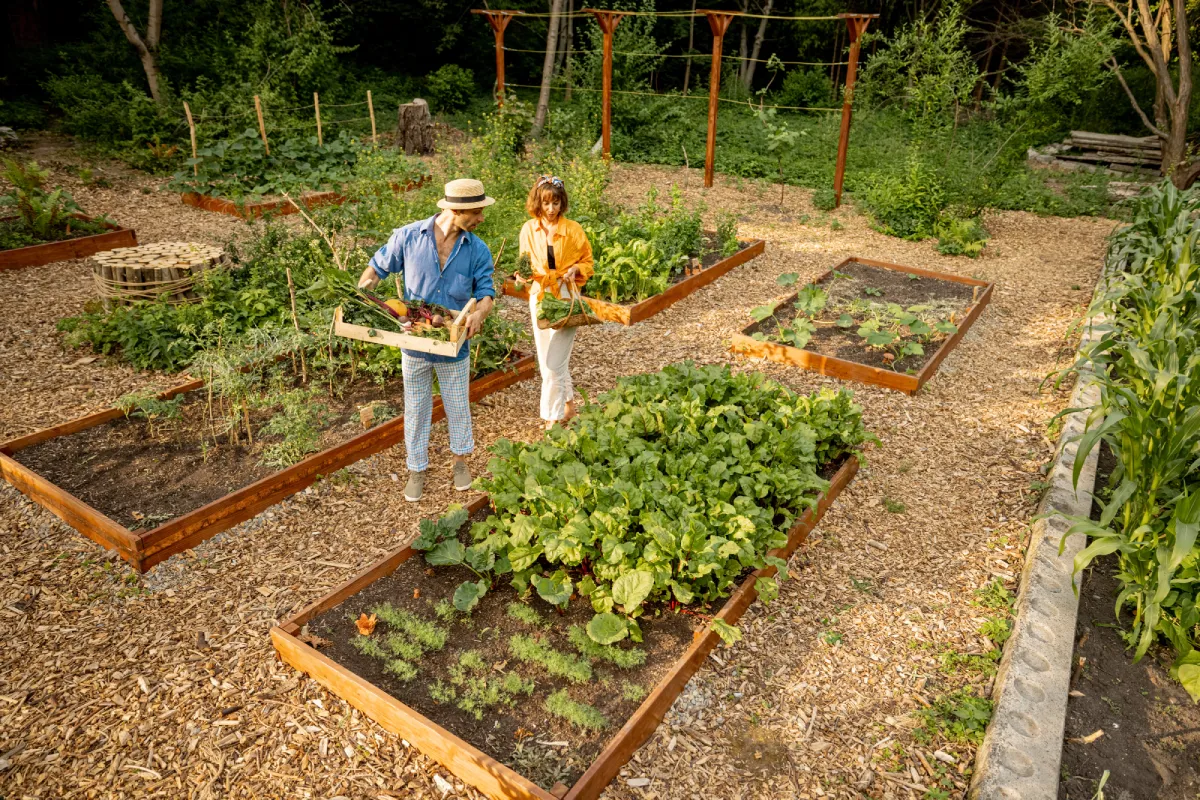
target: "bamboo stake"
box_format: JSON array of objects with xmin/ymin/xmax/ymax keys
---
[
  {"xmin": 254, "ymin": 95, "xmax": 270, "ymax": 155},
  {"xmin": 367, "ymin": 90, "xmax": 377, "ymax": 143},
  {"xmin": 282, "ymin": 191, "xmax": 344, "ymax": 270},
  {"xmin": 286, "ymin": 267, "xmax": 308, "ymax": 383},
  {"xmin": 183, "ymin": 101, "xmax": 198, "ymax": 176},
  {"xmin": 314, "ymin": 92, "xmax": 323, "ymax": 147}
]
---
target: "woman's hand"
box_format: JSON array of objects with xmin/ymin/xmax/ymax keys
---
[
  {"xmin": 511, "ymin": 272, "xmax": 527, "ymax": 288},
  {"xmin": 562, "ymin": 266, "xmax": 580, "ymax": 283}
]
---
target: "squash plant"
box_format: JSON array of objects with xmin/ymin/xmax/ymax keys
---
[{"xmin": 413, "ymin": 362, "xmax": 871, "ymax": 643}]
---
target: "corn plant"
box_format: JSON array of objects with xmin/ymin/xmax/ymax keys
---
[{"xmin": 1059, "ymin": 182, "xmax": 1200, "ymax": 697}]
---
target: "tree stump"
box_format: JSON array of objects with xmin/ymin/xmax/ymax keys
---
[{"xmin": 395, "ymin": 99, "xmax": 434, "ymax": 155}]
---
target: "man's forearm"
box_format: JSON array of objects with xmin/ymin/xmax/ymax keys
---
[
  {"xmin": 358, "ymin": 264, "xmax": 381, "ymax": 290},
  {"xmin": 476, "ymin": 296, "xmax": 494, "ymax": 318}
]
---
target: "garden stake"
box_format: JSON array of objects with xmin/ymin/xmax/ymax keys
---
[
  {"xmin": 286, "ymin": 267, "xmax": 307, "ymax": 383},
  {"xmin": 254, "ymin": 95, "xmax": 270, "ymax": 155},
  {"xmin": 367, "ymin": 90, "xmax": 377, "ymax": 143},
  {"xmin": 314, "ymin": 92, "xmax": 323, "ymax": 147},
  {"xmin": 183, "ymin": 101, "xmax": 198, "ymax": 176},
  {"xmin": 282, "ymin": 192, "xmax": 345, "ymax": 271}
]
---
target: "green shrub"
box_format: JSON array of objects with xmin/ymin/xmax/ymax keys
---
[
  {"xmin": 934, "ymin": 217, "xmax": 988, "ymax": 257},
  {"xmin": 811, "ymin": 186, "xmax": 836, "ymax": 211},
  {"xmin": 425, "ymin": 64, "xmax": 475, "ymax": 113},
  {"xmin": 545, "ymin": 689, "xmax": 608, "ymax": 731},
  {"xmin": 858, "ymin": 157, "xmax": 946, "ymax": 239},
  {"xmin": 775, "ymin": 68, "xmax": 833, "ymax": 110}
]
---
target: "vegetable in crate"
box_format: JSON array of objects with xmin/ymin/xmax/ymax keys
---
[{"xmin": 413, "ymin": 362, "xmax": 871, "ymax": 643}]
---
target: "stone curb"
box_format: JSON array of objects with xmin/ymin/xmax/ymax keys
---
[{"xmin": 968, "ymin": 296, "xmax": 1107, "ymax": 800}]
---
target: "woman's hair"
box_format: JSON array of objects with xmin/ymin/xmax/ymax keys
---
[{"xmin": 526, "ymin": 177, "xmax": 569, "ymax": 218}]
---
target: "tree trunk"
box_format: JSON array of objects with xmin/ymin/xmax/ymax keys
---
[
  {"xmin": 396, "ymin": 99, "xmax": 435, "ymax": 155},
  {"xmin": 742, "ymin": 0, "xmax": 773, "ymax": 90},
  {"xmin": 532, "ymin": 0, "xmax": 565, "ymax": 137},
  {"xmin": 554, "ymin": 5, "xmax": 569, "ymax": 78},
  {"xmin": 106, "ymin": 0, "xmax": 164, "ymax": 103},
  {"xmin": 564, "ymin": 0, "xmax": 575, "ymax": 101},
  {"xmin": 682, "ymin": 0, "xmax": 697, "ymax": 93}
]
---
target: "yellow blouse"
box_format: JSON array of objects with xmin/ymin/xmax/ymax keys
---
[{"xmin": 518, "ymin": 217, "xmax": 594, "ymax": 295}]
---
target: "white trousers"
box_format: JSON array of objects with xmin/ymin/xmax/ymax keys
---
[{"xmin": 530, "ymin": 284, "xmax": 578, "ymax": 422}]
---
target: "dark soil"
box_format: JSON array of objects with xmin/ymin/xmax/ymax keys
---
[
  {"xmin": 306, "ymin": 506, "xmax": 698, "ymax": 791},
  {"xmin": 1059, "ymin": 442, "xmax": 1200, "ymax": 799},
  {"xmin": 746, "ymin": 261, "xmax": 978, "ymax": 372},
  {"xmin": 15, "ymin": 378, "xmax": 406, "ymax": 529}
]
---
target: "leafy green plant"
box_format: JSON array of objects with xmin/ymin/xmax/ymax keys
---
[
  {"xmin": 259, "ymin": 388, "xmax": 333, "ymax": 468},
  {"xmin": 371, "ymin": 603, "xmax": 449, "ymax": 651},
  {"xmin": 621, "ymin": 681, "xmax": 647, "ymax": 703},
  {"xmin": 754, "ymin": 107, "xmax": 803, "ymax": 205},
  {"xmin": 935, "ymin": 217, "xmax": 989, "ymax": 258},
  {"xmin": 1, "ymin": 159, "xmax": 106, "ymax": 249},
  {"xmin": 509, "ymin": 634, "xmax": 593, "ymax": 684},
  {"xmin": 545, "ymin": 689, "xmax": 608, "ymax": 731},
  {"xmin": 859, "ymin": 156, "xmax": 947, "ymax": 240},
  {"xmin": 424, "ymin": 64, "xmax": 476, "ymax": 113},
  {"xmin": 567, "ymin": 625, "xmax": 646, "ymax": 669},
  {"xmin": 506, "ymin": 602, "xmax": 549, "ymax": 629},
  {"xmin": 115, "ymin": 391, "xmax": 185, "ymax": 436},
  {"xmin": 461, "ymin": 363, "xmax": 869, "ymax": 642},
  {"xmin": 914, "ymin": 690, "xmax": 993, "ymax": 745},
  {"xmin": 715, "ymin": 211, "xmax": 740, "ymax": 258}
]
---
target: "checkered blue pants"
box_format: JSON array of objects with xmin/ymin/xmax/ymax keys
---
[{"xmin": 402, "ymin": 353, "xmax": 473, "ymax": 472}]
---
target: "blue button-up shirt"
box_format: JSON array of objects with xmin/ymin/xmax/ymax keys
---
[{"xmin": 369, "ymin": 214, "xmax": 495, "ymax": 363}]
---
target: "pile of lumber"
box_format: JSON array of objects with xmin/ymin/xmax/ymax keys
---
[
  {"xmin": 91, "ymin": 242, "xmax": 229, "ymax": 306},
  {"xmin": 1030, "ymin": 130, "xmax": 1162, "ymax": 174}
]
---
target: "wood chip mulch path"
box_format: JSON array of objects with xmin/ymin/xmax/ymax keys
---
[{"xmin": 0, "ymin": 148, "xmax": 1115, "ymax": 799}]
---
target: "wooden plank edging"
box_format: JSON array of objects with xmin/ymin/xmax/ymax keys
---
[
  {"xmin": 502, "ymin": 239, "xmax": 766, "ymax": 326},
  {"xmin": 181, "ymin": 176, "xmax": 430, "ymax": 220},
  {"xmin": 0, "ymin": 355, "xmax": 534, "ymax": 571},
  {"xmin": 0, "ymin": 215, "xmax": 138, "ymax": 270},
  {"xmin": 731, "ymin": 256, "xmax": 993, "ymax": 395},
  {"xmin": 272, "ymin": 456, "xmax": 859, "ymax": 800}
]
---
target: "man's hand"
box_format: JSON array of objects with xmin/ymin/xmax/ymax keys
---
[
  {"xmin": 358, "ymin": 264, "xmax": 380, "ymax": 291},
  {"xmin": 464, "ymin": 296, "xmax": 493, "ymax": 338}
]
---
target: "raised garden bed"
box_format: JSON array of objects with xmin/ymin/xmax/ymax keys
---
[
  {"xmin": 272, "ymin": 456, "xmax": 858, "ymax": 800},
  {"xmin": 0, "ymin": 353, "xmax": 535, "ymax": 572},
  {"xmin": 0, "ymin": 213, "xmax": 137, "ymax": 271},
  {"xmin": 181, "ymin": 175, "xmax": 430, "ymax": 220},
  {"xmin": 730, "ymin": 257, "xmax": 993, "ymax": 394},
  {"xmin": 503, "ymin": 238, "xmax": 765, "ymax": 326}
]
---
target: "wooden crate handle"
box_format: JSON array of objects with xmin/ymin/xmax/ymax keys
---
[{"xmin": 450, "ymin": 298, "xmax": 476, "ymax": 343}]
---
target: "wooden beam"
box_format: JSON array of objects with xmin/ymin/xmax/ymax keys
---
[
  {"xmin": 700, "ymin": 11, "xmax": 736, "ymax": 188},
  {"xmin": 472, "ymin": 10, "xmax": 520, "ymax": 107},
  {"xmin": 583, "ymin": 9, "xmax": 631, "ymax": 159},
  {"xmin": 833, "ymin": 14, "xmax": 876, "ymax": 208}
]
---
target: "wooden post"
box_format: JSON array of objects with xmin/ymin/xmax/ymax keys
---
[
  {"xmin": 367, "ymin": 90, "xmax": 377, "ymax": 143},
  {"xmin": 701, "ymin": 10, "xmax": 736, "ymax": 188},
  {"xmin": 472, "ymin": 10, "xmax": 519, "ymax": 107},
  {"xmin": 314, "ymin": 92, "xmax": 323, "ymax": 147},
  {"xmin": 833, "ymin": 14, "xmax": 875, "ymax": 209},
  {"xmin": 583, "ymin": 9, "xmax": 629, "ymax": 159},
  {"xmin": 183, "ymin": 101, "xmax": 198, "ymax": 176},
  {"xmin": 254, "ymin": 95, "xmax": 270, "ymax": 155}
]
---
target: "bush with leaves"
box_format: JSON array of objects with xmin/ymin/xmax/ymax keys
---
[
  {"xmin": 425, "ymin": 64, "xmax": 476, "ymax": 113},
  {"xmin": 858, "ymin": 156, "xmax": 947, "ymax": 240},
  {"xmin": 0, "ymin": 159, "xmax": 109, "ymax": 250},
  {"xmin": 414, "ymin": 362, "xmax": 870, "ymax": 644}
]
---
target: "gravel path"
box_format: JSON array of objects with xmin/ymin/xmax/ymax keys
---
[{"xmin": 0, "ymin": 148, "xmax": 1115, "ymax": 799}]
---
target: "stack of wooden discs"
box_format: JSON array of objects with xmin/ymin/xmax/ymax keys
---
[{"xmin": 91, "ymin": 242, "xmax": 229, "ymax": 306}]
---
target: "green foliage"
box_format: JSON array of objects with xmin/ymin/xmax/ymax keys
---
[
  {"xmin": 259, "ymin": 388, "xmax": 334, "ymax": 468},
  {"xmin": 915, "ymin": 690, "xmax": 993, "ymax": 745},
  {"xmin": 979, "ymin": 616, "xmax": 1012, "ymax": 647},
  {"xmin": 811, "ymin": 187, "xmax": 836, "ymax": 212},
  {"xmin": 935, "ymin": 217, "xmax": 989, "ymax": 258},
  {"xmin": 775, "ymin": 68, "xmax": 833, "ymax": 110},
  {"xmin": 1055, "ymin": 182, "xmax": 1200, "ymax": 697},
  {"xmin": 0, "ymin": 159, "xmax": 106, "ymax": 248},
  {"xmin": 115, "ymin": 391, "xmax": 185, "ymax": 436},
  {"xmin": 439, "ymin": 650, "xmax": 535, "ymax": 720},
  {"xmin": 544, "ymin": 689, "xmax": 608, "ymax": 731},
  {"xmin": 859, "ymin": 156, "xmax": 946, "ymax": 240},
  {"xmin": 621, "ymin": 681, "xmax": 647, "ymax": 703},
  {"xmin": 858, "ymin": 2, "xmax": 980, "ymax": 136},
  {"xmin": 467, "ymin": 362, "xmax": 868, "ymax": 636},
  {"xmin": 716, "ymin": 212, "xmax": 741, "ymax": 258},
  {"xmin": 973, "ymin": 578, "xmax": 1015, "ymax": 612},
  {"xmin": 754, "ymin": 107, "xmax": 804, "ymax": 203},
  {"xmin": 509, "ymin": 634, "xmax": 593, "ymax": 684},
  {"xmin": 506, "ymin": 602, "xmax": 549, "ymax": 629},
  {"xmin": 425, "ymin": 64, "xmax": 476, "ymax": 113},
  {"xmin": 568, "ymin": 625, "xmax": 646, "ymax": 668},
  {"xmin": 371, "ymin": 602, "xmax": 449, "ymax": 652}
]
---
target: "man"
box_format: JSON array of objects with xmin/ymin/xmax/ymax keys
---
[{"xmin": 358, "ymin": 178, "xmax": 496, "ymax": 502}]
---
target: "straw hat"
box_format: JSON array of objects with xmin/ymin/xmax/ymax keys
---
[{"xmin": 436, "ymin": 178, "xmax": 496, "ymax": 210}]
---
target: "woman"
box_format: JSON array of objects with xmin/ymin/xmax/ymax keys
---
[{"xmin": 515, "ymin": 175, "xmax": 594, "ymax": 429}]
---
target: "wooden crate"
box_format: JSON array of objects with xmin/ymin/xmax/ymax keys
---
[
  {"xmin": 0, "ymin": 214, "xmax": 137, "ymax": 271},
  {"xmin": 332, "ymin": 300, "xmax": 473, "ymax": 358},
  {"xmin": 730, "ymin": 257, "xmax": 993, "ymax": 395},
  {"xmin": 180, "ymin": 176, "xmax": 430, "ymax": 220},
  {"xmin": 503, "ymin": 239, "xmax": 766, "ymax": 326},
  {"xmin": 0, "ymin": 354, "xmax": 536, "ymax": 572},
  {"xmin": 272, "ymin": 457, "xmax": 859, "ymax": 800}
]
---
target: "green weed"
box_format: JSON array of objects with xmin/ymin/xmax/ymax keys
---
[
  {"xmin": 509, "ymin": 634, "xmax": 593, "ymax": 684},
  {"xmin": 506, "ymin": 602, "xmax": 549, "ymax": 629},
  {"xmin": 915, "ymin": 689, "xmax": 993, "ymax": 745},
  {"xmin": 545, "ymin": 689, "xmax": 608, "ymax": 731}
]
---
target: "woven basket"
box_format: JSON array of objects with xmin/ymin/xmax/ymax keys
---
[{"xmin": 536, "ymin": 281, "xmax": 603, "ymax": 330}]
